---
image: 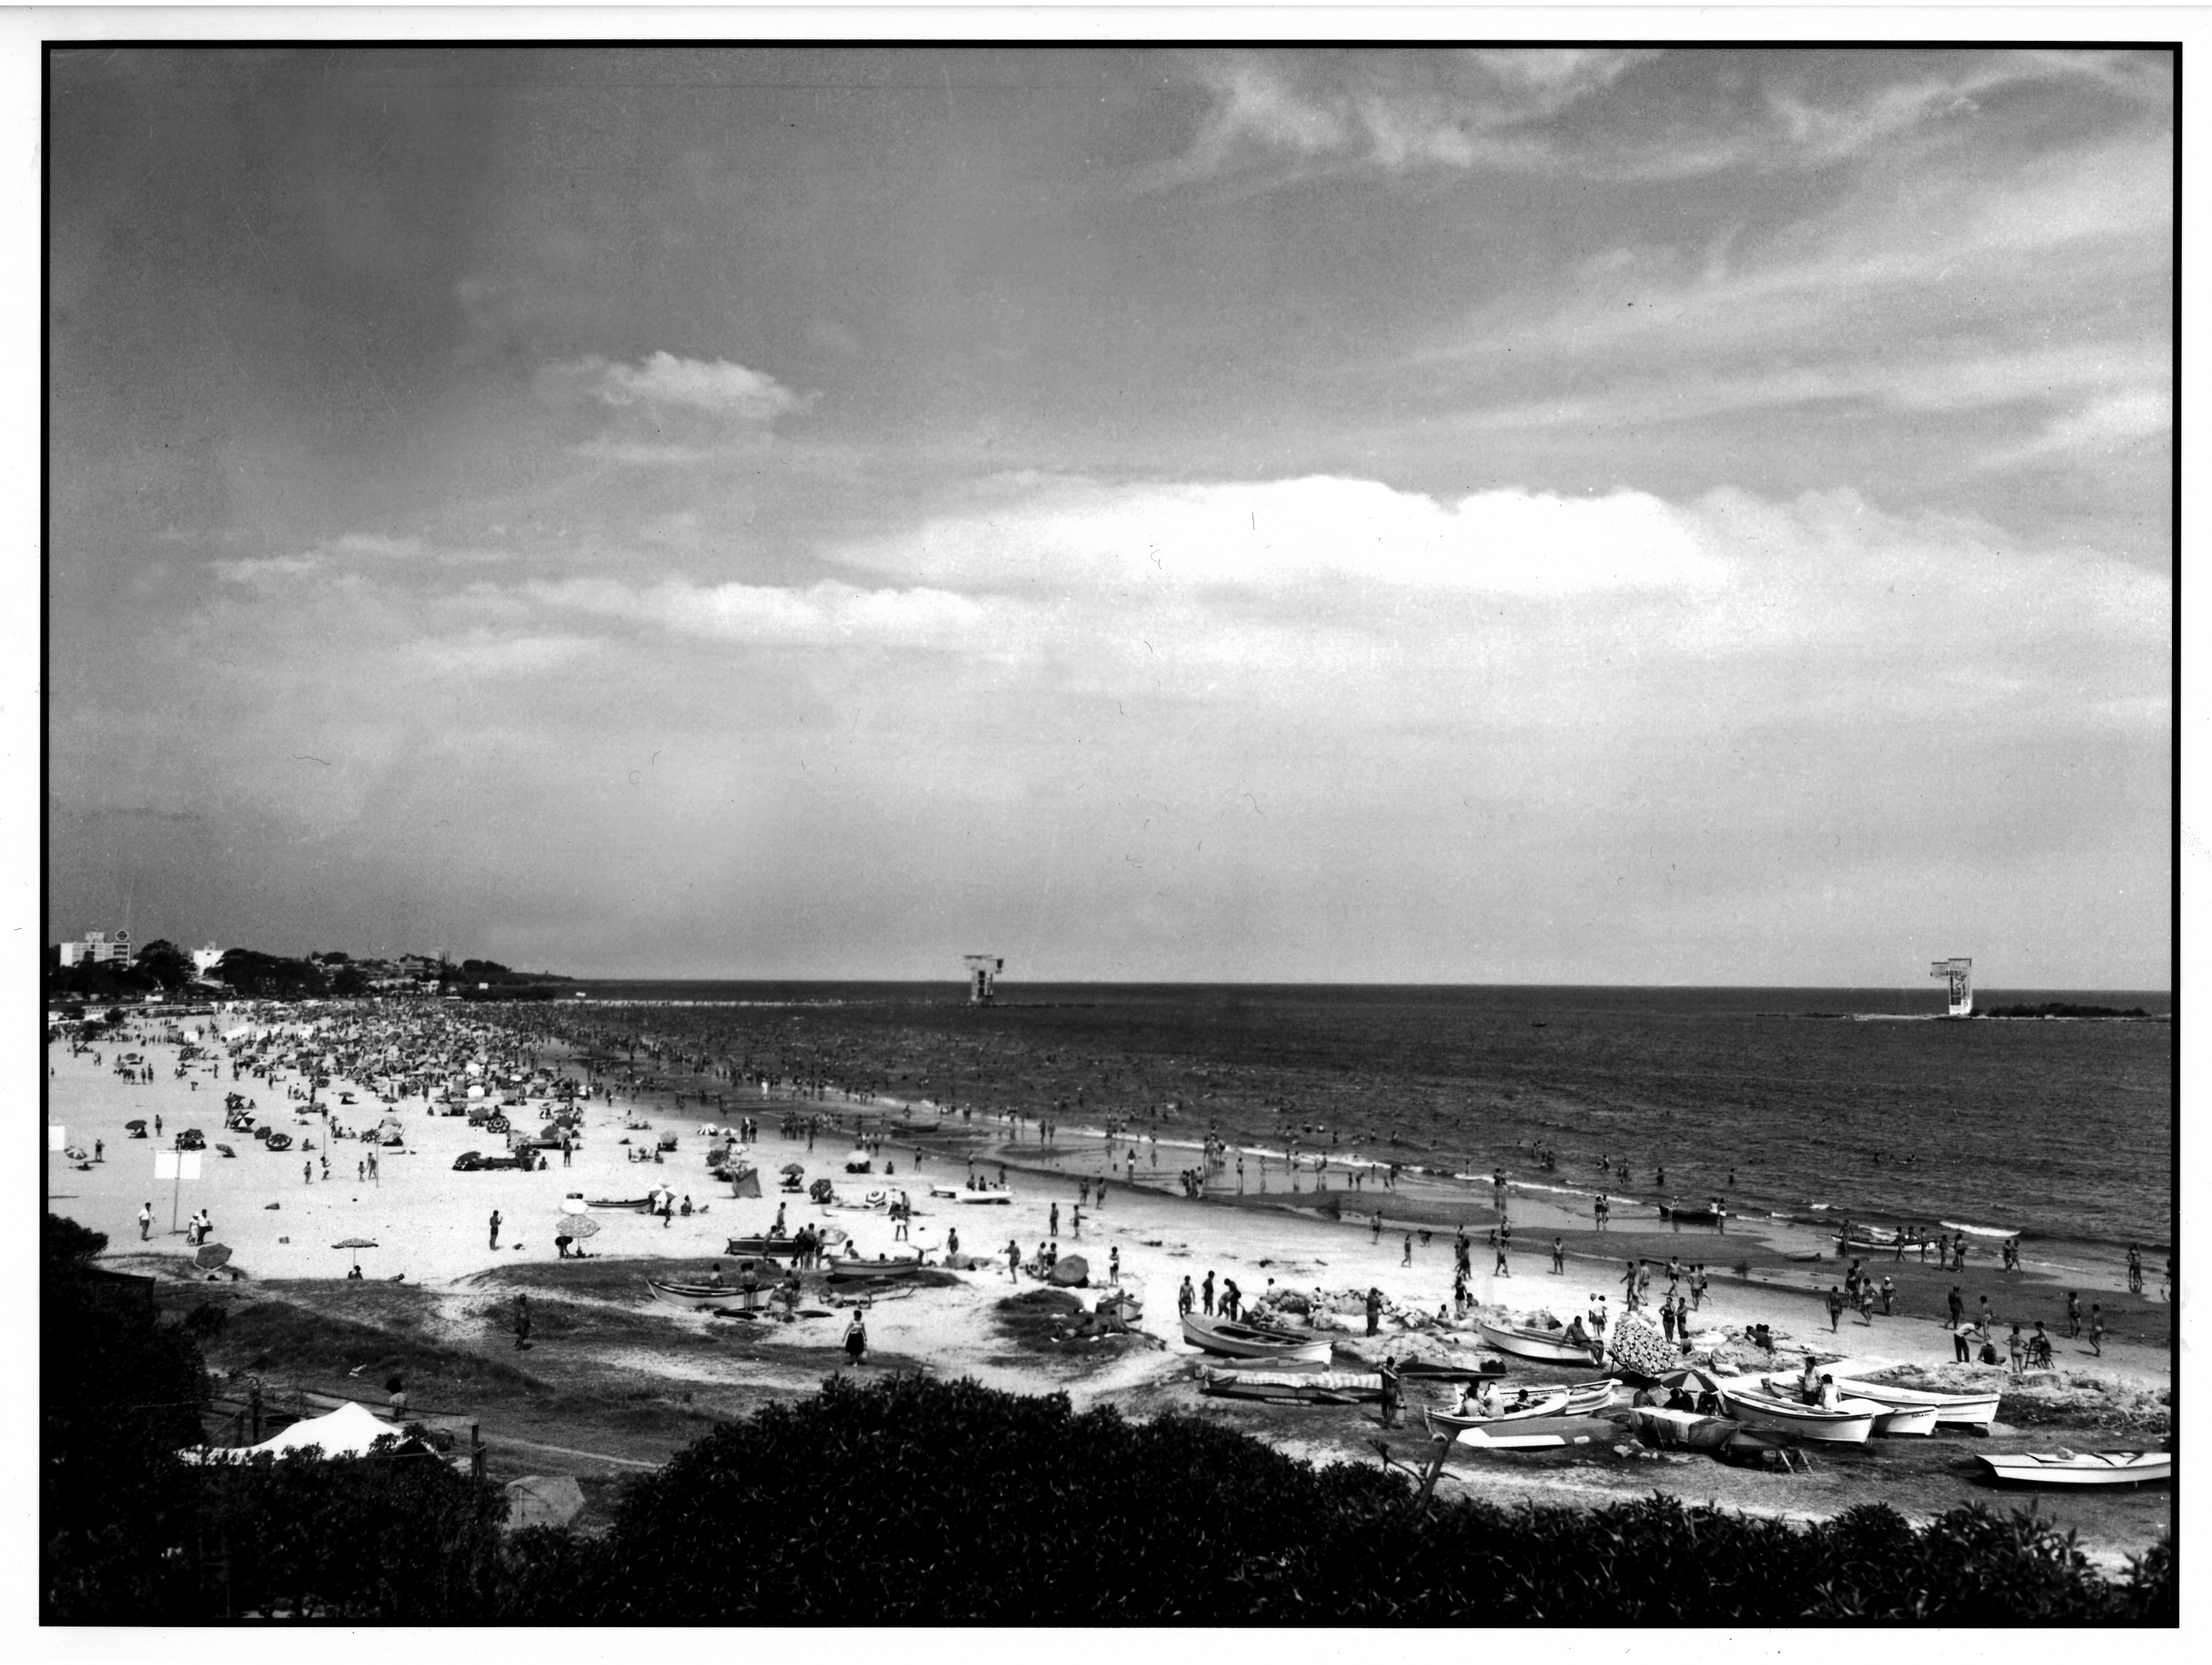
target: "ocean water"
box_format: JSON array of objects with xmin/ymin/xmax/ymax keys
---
[{"xmin": 540, "ymin": 983, "xmax": 2172, "ymax": 1255}]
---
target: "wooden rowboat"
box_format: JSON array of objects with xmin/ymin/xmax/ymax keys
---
[
  {"xmin": 645, "ymin": 1278, "xmax": 743, "ymax": 1310},
  {"xmin": 1476, "ymin": 1320, "xmax": 1603, "ymax": 1366},
  {"xmin": 1423, "ymin": 1390, "xmax": 1570, "ymax": 1434},
  {"xmin": 1716, "ymin": 1386, "xmax": 1876, "ymax": 1444},
  {"xmin": 1977, "ymin": 1450, "xmax": 2169, "ymax": 1488},
  {"xmin": 1830, "ymin": 1376, "xmax": 2002, "ymax": 1429},
  {"xmin": 826, "ymin": 1254, "xmax": 924, "ymax": 1282},
  {"xmin": 724, "ymin": 1227, "xmax": 848, "ymax": 1258},
  {"xmin": 1180, "ymin": 1313, "xmax": 1332, "ymax": 1366},
  {"xmin": 1656, "ymin": 1204, "xmax": 1727, "ymax": 1226}
]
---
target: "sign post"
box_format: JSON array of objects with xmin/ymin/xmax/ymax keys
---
[{"xmin": 156, "ymin": 1148, "xmax": 201, "ymax": 1234}]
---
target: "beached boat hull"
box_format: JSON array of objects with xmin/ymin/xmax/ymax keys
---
[
  {"xmin": 1476, "ymin": 1321, "xmax": 1603, "ymax": 1366},
  {"xmin": 1977, "ymin": 1450, "xmax": 2169, "ymax": 1488},
  {"xmin": 1180, "ymin": 1314, "xmax": 1332, "ymax": 1366},
  {"xmin": 724, "ymin": 1228, "xmax": 848, "ymax": 1258},
  {"xmin": 646, "ymin": 1278, "xmax": 744, "ymax": 1310},
  {"xmin": 1430, "ymin": 1411, "xmax": 1618, "ymax": 1451},
  {"xmin": 1423, "ymin": 1392, "xmax": 1570, "ymax": 1434},
  {"xmin": 1716, "ymin": 1387, "xmax": 1876, "ymax": 1444},
  {"xmin": 1763, "ymin": 1380, "xmax": 1937, "ymax": 1436},
  {"xmin": 826, "ymin": 1255, "xmax": 924, "ymax": 1282},
  {"xmin": 1656, "ymin": 1205, "xmax": 1726, "ymax": 1226},
  {"xmin": 1202, "ymin": 1367, "xmax": 1381, "ymax": 1403},
  {"xmin": 1831, "ymin": 1377, "xmax": 2002, "ymax": 1429}
]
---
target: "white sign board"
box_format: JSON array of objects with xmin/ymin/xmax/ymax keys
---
[
  {"xmin": 154, "ymin": 1151, "xmax": 202, "ymax": 1181},
  {"xmin": 47, "ymin": 1125, "xmax": 65, "ymax": 1151}
]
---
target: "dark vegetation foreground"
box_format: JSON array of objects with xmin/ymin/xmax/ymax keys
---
[{"xmin": 44, "ymin": 1215, "xmax": 2172, "ymax": 1624}]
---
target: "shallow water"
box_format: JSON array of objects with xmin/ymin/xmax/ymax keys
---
[{"xmin": 533, "ymin": 982, "xmax": 2173, "ymax": 1259}]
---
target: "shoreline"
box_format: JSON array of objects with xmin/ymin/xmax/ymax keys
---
[{"xmin": 44, "ymin": 1001, "xmax": 2171, "ymax": 1565}]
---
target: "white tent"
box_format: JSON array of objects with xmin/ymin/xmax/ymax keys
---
[{"xmin": 183, "ymin": 1399, "xmax": 400, "ymax": 1464}]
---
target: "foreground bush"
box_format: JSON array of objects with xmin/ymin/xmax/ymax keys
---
[{"xmin": 502, "ymin": 1372, "xmax": 2172, "ymax": 1624}]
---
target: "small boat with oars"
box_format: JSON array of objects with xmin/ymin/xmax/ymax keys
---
[
  {"xmin": 1180, "ymin": 1313, "xmax": 1332, "ymax": 1366},
  {"xmin": 1976, "ymin": 1449, "xmax": 2169, "ymax": 1488},
  {"xmin": 1476, "ymin": 1319, "xmax": 1603, "ymax": 1367},
  {"xmin": 1716, "ymin": 1385, "xmax": 1878, "ymax": 1444}
]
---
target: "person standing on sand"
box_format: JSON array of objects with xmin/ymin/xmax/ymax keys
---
[
  {"xmin": 1825, "ymin": 1286, "xmax": 1845, "ymax": 1332},
  {"xmin": 1880, "ymin": 1275, "xmax": 1895, "ymax": 1316},
  {"xmin": 1006, "ymin": 1240, "xmax": 1020, "ymax": 1281},
  {"xmin": 2066, "ymin": 1292, "xmax": 2082, "ymax": 1337},
  {"xmin": 1179, "ymin": 1276, "xmax": 1195, "ymax": 1316},
  {"xmin": 1366, "ymin": 1287, "xmax": 1383, "ymax": 1336},
  {"xmin": 1049, "ymin": 1202, "xmax": 1060, "ymax": 1236},
  {"xmin": 1552, "ymin": 1238, "xmax": 1566, "ymax": 1275},
  {"xmin": 1493, "ymin": 1239, "xmax": 1509, "ymax": 1278},
  {"xmin": 1203, "ymin": 1271, "xmax": 1216, "ymax": 1316},
  {"xmin": 1947, "ymin": 1286, "xmax": 1965, "ymax": 1329},
  {"xmin": 1953, "ymin": 1319, "xmax": 1972, "ymax": 1363},
  {"xmin": 1373, "ymin": 1214, "xmax": 1383, "ymax": 1244},
  {"xmin": 489, "ymin": 1209, "xmax": 502, "ymax": 1250},
  {"xmin": 1857, "ymin": 1285, "xmax": 1875, "ymax": 1326},
  {"xmin": 2088, "ymin": 1305, "xmax": 2105, "ymax": 1356},
  {"xmin": 139, "ymin": 1202, "xmax": 153, "ymax": 1242},
  {"xmin": 513, "ymin": 1293, "xmax": 532, "ymax": 1350},
  {"xmin": 1976, "ymin": 1295, "xmax": 1993, "ymax": 1334},
  {"xmin": 843, "ymin": 1308, "xmax": 867, "ymax": 1368}
]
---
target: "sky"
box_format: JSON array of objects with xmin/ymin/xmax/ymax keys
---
[{"xmin": 44, "ymin": 45, "xmax": 2174, "ymax": 985}]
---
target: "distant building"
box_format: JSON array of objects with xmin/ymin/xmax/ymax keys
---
[
  {"xmin": 58, "ymin": 929, "xmax": 131, "ymax": 968},
  {"xmin": 190, "ymin": 944, "xmax": 225, "ymax": 976}
]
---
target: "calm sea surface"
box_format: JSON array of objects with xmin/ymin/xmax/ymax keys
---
[{"xmin": 549, "ymin": 983, "xmax": 2173, "ymax": 1254}]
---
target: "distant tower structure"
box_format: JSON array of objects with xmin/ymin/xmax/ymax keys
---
[
  {"xmin": 963, "ymin": 954, "xmax": 1004, "ymax": 1006},
  {"xmin": 1930, "ymin": 957, "xmax": 1974, "ymax": 1018}
]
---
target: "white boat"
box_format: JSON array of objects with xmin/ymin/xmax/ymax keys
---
[
  {"xmin": 1426, "ymin": 1409, "xmax": 1616, "ymax": 1451},
  {"xmin": 645, "ymin": 1277, "xmax": 743, "ymax": 1310},
  {"xmin": 1978, "ymin": 1450, "xmax": 2169, "ymax": 1488},
  {"xmin": 1764, "ymin": 1379, "xmax": 1935, "ymax": 1436},
  {"xmin": 1476, "ymin": 1320, "xmax": 1603, "ymax": 1366},
  {"xmin": 1830, "ymin": 1376, "xmax": 2003, "ymax": 1429},
  {"xmin": 1423, "ymin": 1389, "xmax": 1571, "ymax": 1434},
  {"xmin": 1180, "ymin": 1313, "xmax": 1332, "ymax": 1366},
  {"xmin": 1717, "ymin": 1386, "xmax": 1877, "ymax": 1444}
]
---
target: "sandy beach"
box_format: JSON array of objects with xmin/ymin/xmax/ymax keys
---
[{"xmin": 45, "ymin": 1002, "xmax": 2173, "ymax": 1563}]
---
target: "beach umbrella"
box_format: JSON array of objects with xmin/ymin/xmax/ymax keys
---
[
  {"xmin": 780, "ymin": 1162, "xmax": 805, "ymax": 1176},
  {"xmin": 332, "ymin": 1236, "xmax": 379, "ymax": 1270},
  {"xmin": 560, "ymin": 1196, "xmax": 591, "ymax": 1215},
  {"xmin": 125, "ymin": 1119, "xmax": 146, "ymax": 1132},
  {"xmin": 558, "ymin": 1214, "xmax": 601, "ymax": 1239},
  {"xmin": 195, "ymin": 1244, "xmax": 232, "ymax": 1271},
  {"xmin": 1659, "ymin": 1366, "xmax": 1722, "ymax": 1393}
]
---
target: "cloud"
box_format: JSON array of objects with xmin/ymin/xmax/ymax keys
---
[
  {"xmin": 526, "ymin": 576, "xmax": 990, "ymax": 650},
  {"xmin": 839, "ymin": 475, "xmax": 1728, "ymax": 599},
  {"xmin": 542, "ymin": 351, "xmax": 810, "ymax": 422},
  {"xmin": 1976, "ymin": 389, "xmax": 2172, "ymax": 472},
  {"xmin": 1177, "ymin": 49, "xmax": 1650, "ymax": 179},
  {"xmin": 1170, "ymin": 49, "xmax": 2169, "ymax": 185}
]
